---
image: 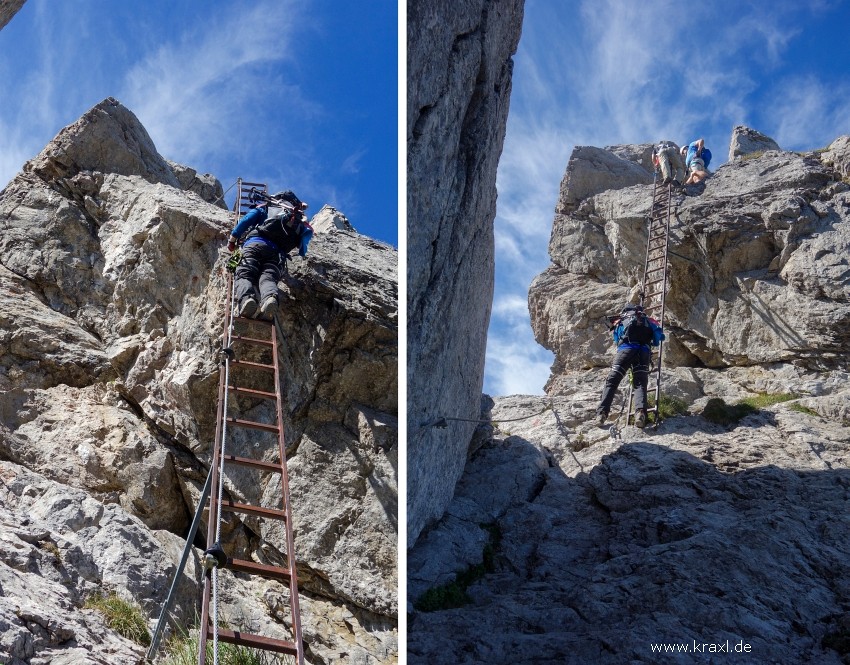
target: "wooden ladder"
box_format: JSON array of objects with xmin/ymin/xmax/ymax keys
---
[{"xmin": 198, "ymin": 180, "xmax": 304, "ymax": 664}]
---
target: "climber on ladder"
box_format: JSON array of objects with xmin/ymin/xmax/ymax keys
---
[
  {"xmin": 227, "ymin": 189, "xmax": 313, "ymax": 320},
  {"xmin": 652, "ymin": 140, "xmax": 686, "ymax": 189},
  {"xmin": 595, "ymin": 303, "xmax": 665, "ymax": 429}
]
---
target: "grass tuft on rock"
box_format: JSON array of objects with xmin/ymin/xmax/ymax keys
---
[
  {"xmin": 649, "ymin": 394, "xmax": 689, "ymax": 420},
  {"xmin": 702, "ymin": 393, "xmax": 797, "ymax": 426},
  {"xmin": 414, "ymin": 523, "xmax": 501, "ymax": 613},
  {"xmin": 161, "ymin": 625, "xmax": 294, "ymax": 664},
  {"xmin": 789, "ymin": 402, "xmax": 819, "ymax": 417},
  {"xmin": 85, "ymin": 592, "xmax": 150, "ymax": 647}
]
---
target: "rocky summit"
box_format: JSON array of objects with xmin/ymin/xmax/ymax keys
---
[
  {"xmin": 0, "ymin": 98, "xmax": 397, "ymax": 664},
  {"xmin": 408, "ymin": 128, "xmax": 850, "ymax": 664}
]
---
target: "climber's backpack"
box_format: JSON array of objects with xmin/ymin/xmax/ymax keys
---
[{"xmin": 619, "ymin": 307, "xmax": 654, "ymax": 345}]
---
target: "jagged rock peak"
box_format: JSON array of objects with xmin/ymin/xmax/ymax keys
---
[
  {"xmin": 25, "ymin": 97, "xmax": 179, "ymax": 187},
  {"xmin": 728, "ymin": 125, "xmax": 781, "ymax": 161},
  {"xmin": 557, "ymin": 144, "xmax": 653, "ymax": 214},
  {"xmin": 310, "ymin": 203, "xmax": 357, "ymax": 233},
  {"xmin": 0, "ymin": 100, "xmax": 398, "ymax": 662},
  {"xmin": 820, "ymin": 135, "xmax": 850, "ymax": 179},
  {"xmin": 0, "ymin": 0, "xmax": 25, "ymax": 31}
]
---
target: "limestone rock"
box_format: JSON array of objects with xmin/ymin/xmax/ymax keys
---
[
  {"xmin": 0, "ymin": 99, "xmax": 397, "ymax": 662},
  {"xmin": 407, "ymin": 0, "xmax": 525, "ymax": 547},
  {"xmin": 409, "ymin": 385, "xmax": 850, "ymax": 663},
  {"xmin": 530, "ymin": 141, "xmax": 850, "ymax": 382},
  {"xmin": 166, "ymin": 159, "xmax": 227, "ymax": 208},
  {"xmin": 556, "ymin": 145, "xmax": 654, "ymax": 214},
  {"xmin": 310, "ymin": 204, "xmax": 357, "ymax": 233},
  {"xmin": 728, "ymin": 125, "xmax": 781, "ymax": 161},
  {"xmin": 0, "ymin": 0, "xmax": 25, "ymax": 31},
  {"xmin": 25, "ymin": 97, "xmax": 179, "ymax": 188},
  {"xmin": 820, "ymin": 135, "xmax": 850, "ymax": 180},
  {"xmin": 410, "ymin": 129, "xmax": 850, "ymax": 662}
]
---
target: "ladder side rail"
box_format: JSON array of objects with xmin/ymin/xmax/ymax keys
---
[
  {"xmin": 198, "ymin": 272, "xmax": 235, "ymax": 664},
  {"xmin": 650, "ymin": 208, "xmax": 676, "ymax": 426},
  {"xmin": 271, "ymin": 324, "xmax": 304, "ymax": 665},
  {"xmin": 627, "ymin": 177, "xmax": 665, "ymax": 423},
  {"xmin": 200, "ymin": 252, "xmax": 241, "ymax": 663}
]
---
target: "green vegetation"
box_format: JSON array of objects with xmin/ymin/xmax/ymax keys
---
[
  {"xmin": 738, "ymin": 393, "xmax": 796, "ymax": 409},
  {"xmin": 84, "ymin": 593, "xmax": 151, "ymax": 646},
  {"xmin": 702, "ymin": 393, "xmax": 797, "ymax": 426},
  {"xmin": 161, "ymin": 624, "xmax": 294, "ymax": 665},
  {"xmin": 39, "ymin": 540, "xmax": 61, "ymax": 559},
  {"xmin": 649, "ymin": 394, "xmax": 689, "ymax": 420},
  {"xmin": 414, "ymin": 523, "xmax": 501, "ymax": 613},
  {"xmin": 740, "ymin": 150, "xmax": 766, "ymax": 161},
  {"xmin": 789, "ymin": 403, "xmax": 819, "ymax": 417}
]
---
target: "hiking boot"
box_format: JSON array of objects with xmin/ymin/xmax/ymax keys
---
[
  {"xmin": 635, "ymin": 410, "xmax": 647, "ymax": 429},
  {"xmin": 259, "ymin": 296, "xmax": 277, "ymax": 320},
  {"xmin": 237, "ymin": 297, "xmax": 258, "ymax": 318},
  {"xmin": 596, "ymin": 412, "xmax": 608, "ymax": 427}
]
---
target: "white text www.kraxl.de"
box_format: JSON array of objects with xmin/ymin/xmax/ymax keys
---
[{"xmin": 650, "ymin": 640, "xmax": 752, "ymax": 654}]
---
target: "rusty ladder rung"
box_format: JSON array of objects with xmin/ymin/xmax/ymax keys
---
[
  {"xmin": 226, "ymin": 416, "xmax": 279, "ymax": 433},
  {"xmin": 229, "ymin": 359, "xmax": 276, "ymax": 373},
  {"xmin": 227, "ymin": 557, "xmax": 292, "ymax": 583},
  {"xmin": 223, "ymin": 454, "xmax": 282, "ymax": 473},
  {"xmin": 228, "ymin": 385, "xmax": 277, "ymax": 400},
  {"xmin": 220, "ymin": 499, "xmax": 288, "ymax": 521},
  {"xmin": 212, "ymin": 628, "xmax": 298, "ymax": 656},
  {"xmin": 230, "ymin": 334, "xmax": 274, "ymax": 347}
]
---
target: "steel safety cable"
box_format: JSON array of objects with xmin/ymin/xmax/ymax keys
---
[{"xmin": 212, "ymin": 275, "xmax": 238, "ymax": 665}]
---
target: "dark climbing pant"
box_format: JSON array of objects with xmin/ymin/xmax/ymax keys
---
[
  {"xmin": 597, "ymin": 346, "xmax": 651, "ymax": 416},
  {"xmin": 234, "ymin": 242, "xmax": 282, "ymax": 307}
]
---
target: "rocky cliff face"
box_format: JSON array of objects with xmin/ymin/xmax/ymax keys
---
[
  {"xmin": 0, "ymin": 0, "xmax": 25, "ymax": 31},
  {"xmin": 408, "ymin": 128, "xmax": 850, "ymax": 663},
  {"xmin": 0, "ymin": 98, "xmax": 397, "ymax": 664},
  {"xmin": 407, "ymin": 0, "xmax": 525, "ymax": 548}
]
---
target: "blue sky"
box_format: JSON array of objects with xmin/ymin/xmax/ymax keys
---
[
  {"xmin": 0, "ymin": 0, "xmax": 397, "ymax": 246},
  {"xmin": 484, "ymin": 0, "xmax": 850, "ymax": 396}
]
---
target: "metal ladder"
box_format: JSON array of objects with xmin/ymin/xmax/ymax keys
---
[
  {"xmin": 145, "ymin": 180, "xmax": 304, "ymax": 664},
  {"xmin": 198, "ymin": 179, "xmax": 304, "ymax": 664},
  {"xmin": 625, "ymin": 176, "xmax": 676, "ymax": 427}
]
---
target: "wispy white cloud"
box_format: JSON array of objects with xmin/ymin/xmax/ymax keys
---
[
  {"xmin": 120, "ymin": 0, "xmax": 311, "ymax": 167},
  {"xmin": 341, "ymin": 148, "xmax": 368, "ymax": 175},
  {"xmin": 766, "ymin": 76, "xmax": 850, "ymax": 150},
  {"xmin": 484, "ymin": 325, "xmax": 553, "ymax": 396}
]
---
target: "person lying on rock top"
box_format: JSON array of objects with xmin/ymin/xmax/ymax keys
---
[
  {"xmin": 596, "ymin": 304, "xmax": 665, "ymax": 429},
  {"xmin": 227, "ymin": 190, "xmax": 313, "ymax": 320},
  {"xmin": 682, "ymin": 138, "xmax": 712, "ymax": 185}
]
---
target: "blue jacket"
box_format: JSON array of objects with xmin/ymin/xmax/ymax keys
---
[
  {"xmin": 231, "ymin": 207, "xmax": 267, "ymax": 238},
  {"xmin": 230, "ymin": 207, "xmax": 313, "ymax": 257},
  {"xmin": 613, "ymin": 317, "xmax": 665, "ymax": 350},
  {"xmin": 685, "ymin": 142, "xmax": 712, "ymax": 169}
]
